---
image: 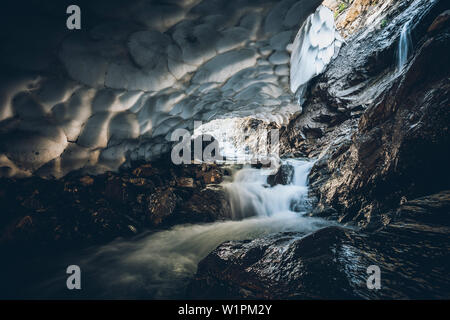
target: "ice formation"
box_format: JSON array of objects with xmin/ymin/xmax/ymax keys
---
[
  {"xmin": 290, "ymin": 5, "xmax": 343, "ymax": 98},
  {"xmin": 0, "ymin": 0, "xmax": 328, "ymax": 178}
]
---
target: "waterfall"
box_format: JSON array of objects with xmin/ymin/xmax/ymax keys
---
[
  {"xmin": 30, "ymin": 160, "xmax": 330, "ymax": 299},
  {"xmin": 192, "ymin": 117, "xmax": 281, "ymax": 169},
  {"xmin": 397, "ymin": 23, "xmax": 412, "ymax": 72},
  {"xmin": 224, "ymin": 160, "xmax": 314, "ymax": 219}
]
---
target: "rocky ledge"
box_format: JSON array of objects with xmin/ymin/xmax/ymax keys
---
[
  {"xmin": 188, "ymin": 190, "xmax": 450, "ymax": 299},
  {"xmin": 0, "ymin": 157, "xmax": 231, "ymax": 250}
]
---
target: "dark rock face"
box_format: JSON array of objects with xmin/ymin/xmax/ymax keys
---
[
  {"xmin": 392, "ymin": 190, "xmax": 450, "ymax": 227},
  {"xmin": 188, "ymin": 191, "xmax": 450, "ymax": 299},
  {"xmin": 188, "ymin": 226, "xmax": 361, "ymax": 299},
  {"xmin": 309, "ymin": 20, "xmax": 450, "ymax": 226},
  {"xmin": 280, "ymin": 0, "xmax": 447, "ymax": 159},
  {"xmin": 0, "ymin": 159, "xmax": 232, "ymax": 249},
  {"xmin": 166, "ymin": 184, "xmax": 232, "ymax": 225},
  {"xmin": 267, "ymin": 162, "xmax": 294, "ymax": 186},
  {"xmin": 147, "ymin": 187, "xmax": 180, "ymax": 226},
  {"xmin": 278, "ymin": 0, "xmax": 450, "ymax": 228}
]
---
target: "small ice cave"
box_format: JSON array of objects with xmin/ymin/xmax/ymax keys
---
[{"xmin": 0, "ymin": 0, "xmax": 341, "ymax": 179}]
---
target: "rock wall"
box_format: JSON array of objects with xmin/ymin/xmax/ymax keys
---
[
  {"xmin": 189, "ymin": 191, "xmax": 450, "ymax": 299},
  {"xmin": 310, "ymin": 18, "xmax": 450, "ymax": 227},
  {"xmin": 280, "ymin": 0, "xmax": 449, "ymax": 227}
]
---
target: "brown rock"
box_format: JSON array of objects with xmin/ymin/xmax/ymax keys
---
[
  {"xmin": 79, "ymin": 176, "xmax": 94, "ymax": 186},
  {"xmin": 175, "ymin": 185, "xmax": 232, "ymax": 223},
  {"xmin": 177, "ymin": 177, "xmax": 194, "ymax": 188},
  {"xmin": 132, "ymin": 163, "xmax": 157, "ymax": 177},
  {"xmin": 428, "ymin": 10, "xmax": 450, "ymax": 33},
  {"xmin": 147, "ymin": 188, "xmax": 179, "ymax": 226},
  {"xmin": 337, "ymin": 0, "xmax": 374, "ymax": 31},
  {"xmin": 202, "ymin": 169, "xmax": 223, "ymax": 184},
  {"xmin": 16, "ymin": 216, "xmax": 33, "ymax": 229}
]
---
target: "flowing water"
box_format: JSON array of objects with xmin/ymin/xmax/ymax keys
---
[
  {"xmin": 21, "ymin": 159, "xmax": 330, "ymax": 299},
  {"xmin": 397, "ymin": 23, "xmax": 412, "ymax": 72}
]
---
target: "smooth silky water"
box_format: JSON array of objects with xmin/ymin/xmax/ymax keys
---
[
  {"xmin": 20, "ymin": 159, "xmax": 332, "ymax": 299},
  {"xmin": 397, "ymin": 23, "xmax": 412, "ymax": 72}
]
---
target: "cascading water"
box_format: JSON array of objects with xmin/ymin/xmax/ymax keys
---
[
  {"xmin": 397, "ymin": 23, "xmax": 412, "ymax": 72},
  {"xmin": 29, "ymin": 160, "xmax": 330, "ymax": 299},
  {"xmin": 225, "ymin": 160, "xmax": 313, "ymax": 219}
]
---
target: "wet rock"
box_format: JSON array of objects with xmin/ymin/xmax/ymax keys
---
[
  {"xmin": 0, "ymin": 159, "xmax": 227, "ymax": 249},
  {"xmin": 392, "ymin": 190, "xmax": 450, "ymax": 227},
  {"xmin": 188, "ymin": 226, "xmax": 356, "ymax": 299},
  {"xmin": 308, "ymin": 21, "xmax": 450, "ymax": 226},
  {"xmin": 147, "ymin": 187, "xmax": 180, "ymax": 226},
  {"xmin": 302, "ymin": 126, "xmax": 324, "ymax": 139},
  {"xmin": 199, "ymin": 168, "xmax": 223, "ymax": 185},
  {"xmin": 176, "ymin": 177, "xmax": 194, "ymax": 188},
  {"xmin": 267, "ymin": 163, "xmax": 294, "ymax": 186},
  {"xmin": 189, "ymin": 198, "xmax": 450, "ymax": 299},
  {"xmin": 428, "ymin": 10, "xmax": 450, "ymax": 33},
  {"xmin": 174, "ymin": 184, "xmax": 232, "ymax": 223},
  {"xmin": 132, "ymin": 163, "xmax": 159, "ymax": 178},
  {"xmin": 79, "ymin": 176, "xmax": 94, "ymax": 186}
]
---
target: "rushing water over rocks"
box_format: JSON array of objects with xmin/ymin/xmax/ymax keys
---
[
  {"xmin": 225, "ymin": 160, "xmax": 314, "ymax": 219},
  {"xmin": 7, "ymin": 160, "xmax": 330, "ymax": 299},
  {"xmin": 397, "ymin": 23, "xmax": 412, "ymax": 72}
]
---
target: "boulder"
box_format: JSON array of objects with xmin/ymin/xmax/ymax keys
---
[
  {"xmin": 176, "ymin": 177, "xmax": 195, "ymax": 188},
  {"xmin": 147, "ymin": 187, "xmax": 180, "ymax": 226},
  {"xmin": 188, "ymin": 226, "xmax": 364, "ymax": 299},
  {"xmin": 189, "ymin": 202, "xmax": 450, "ymax": 299},
  {"xmin": 428, "ymin": 10, "xmax": 450, "ymax": 33},
  {"xmin": 170, "ymin": 185, "xmax": 232, "ymax": 224},
  {"xmin": 267, "ymin": 163, "xmax": 294, "ymax": 186}
]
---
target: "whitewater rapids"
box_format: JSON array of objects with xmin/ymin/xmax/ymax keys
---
[{"xmin": 33, "ymin": 159, "xmax": 331, "ymax": 298}]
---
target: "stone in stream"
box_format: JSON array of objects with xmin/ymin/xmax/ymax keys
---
[
  {"xmin": 267, "ymin": 163, "xmax": 295, "ymax": 186},
  {"xmin": 168, "ymin": 185, "xmax": 232, "ymax": 225},
  {"xmin": 187, "ymin": 226, "xmax": 359, "ymax": 299},
  {"xmin": 147, "ymin": 187, "xmax": 180, "ymax": 227},
  {"xmin": 188, "ymin": 191, "xmax": 450, "ymax": 299}
]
